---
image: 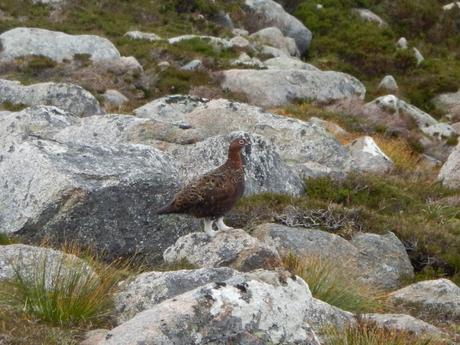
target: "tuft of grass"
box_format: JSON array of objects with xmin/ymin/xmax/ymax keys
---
[
  {"xmin": 0, "ymin": 101, "xmax": 27, "ymax": 112},
  {"xmin": 153, "ymin": 258, "xmax": 197, "ymax": 272},
  {"xmin": 372, "ymin": 134, "xmax": 421, "ymax": 172},
  {"xmin": 0, "ymin": 247, "xmax": 129, "ymax": 328},
  {"xmin": 283, "ymin": 253, "xmax": 384, "ymax": 313},
  {"xmin": 0, "ymin": 233, "xmax": 14, "ymax": 245},
  {"xmin": 325, "ymin": 320, "xmax": 447, "ymax": 345}
]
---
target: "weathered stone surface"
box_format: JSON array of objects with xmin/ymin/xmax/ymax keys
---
[
  {"xmin": 114, "ymin": 267, "xmax": 243, "ymax": 323},
  {"xmin": 180, "ymin": 59, "xmax": 203, "ymax": 71},
  {"xmin": 0, "ymin": 108, "xmax": 198, "ymax": 263},
  {"xmin": 388, "ymin": 279, "xmax": 460, "ymax": 322},
  {"xmin": 100, "ymin": 273, "xmax": 321, "ymax": 345},
  {"xmin": 346, "ymin": 136, "xmax": 394, "ymax": 174},
  {"xmin": 165, "ymin": 132, "xmax": 305, "ymax": 196},
  {"xmin": 362, "ymin": 314, "xmax": 445, "ymax": 338},
  {"xmin": 133, "ymin": 94, "xmax": 208, "ymax": 124},
  {"xmin": 80, "ymin": 329, "xmax": 109, "ymax": 345},
  {"xmin": 432, "ymin": 89, "xmax": 460, "ymax": 118},
  {"xmin": 443, "ymin": 2, "xmax": 460, "ymax": 10},
  {"xmin": 413, "ymin": 47, "xmax": 425, "ymax": 65},
  {"xmin": 229, "ymin": 35, "xmax": 251, "ymax": 49},
  {"xmin": 124, "ymin": 31, "xmax": 162, "ymax": 41},
  {"xmin": 378, "ymin": 75, "xmax": 399, "ymax": 92},
  {"xmin": 351, "ymin": 232, "xmax": 414, "ymax": 290},
  {"xmin": 438, "ymin": 144, "xmax": 460, "ymax": 188},
  {"xmin": 0, "ymin": 244, "xmax": 95, "ymax": 286},
  {"xmin": 0, "ymin": 27, "xmax": 120, "ymax": 62},
  {"xmin": 260, "ymin": 45, "xmax": 290, "ymax": 58},
  {"xmin": 168, "ymin": 35, "xmax": 233, "ymax": 50},
  {"xmin": 397, "ymin": 37, "xmax": 408, "ymax": 49},
  {"xmin": 0, "ymin": 79, "xmax": 102, "ymax": 117},
  {"xmin": 231, "ymin": 52, "xmax": 266, "ymax": 68},
  {"xmin": 367, "ymin": 94, "xmax": 437, "ymax": 128},
  {"xmin": 163, "ymin": 229, "xmax": 282, "ymax": 272},
  {"xmin": 250, "ymin": 26, "xmax": 299, "ymax": 56},
  {"xmin": 221, "ymin": 69, "xmax": 366, "ymax": 108},
  {"xmin": 254, "ymin": 224, "xmax": 413, "ymax": 290},
  {"xmin": 134, "ymin": 97, "xmax": 351, "ymax": 177},
  {"xmin": 351, "ymin": 8, "xmax": 387, "ymax": 27},
  {"xmin": 102, "ymin": 90, "xmax": 128, "ymax": 109},
  {"xmin": 244, "ymin": 0, "xmax": 312, "ymax": 54},
  {"xmin": 264, "ymin": 56, "xmax": 319, "ymax": 70}
]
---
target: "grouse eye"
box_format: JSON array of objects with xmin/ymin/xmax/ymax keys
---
[{"xmin": 238, "ymin": 139, "xmax": 245, "ymax": 145}]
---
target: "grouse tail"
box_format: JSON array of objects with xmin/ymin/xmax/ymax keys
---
[{"xmin": 155, "ymin": 201, "xmax": 177, "ymax": 215}]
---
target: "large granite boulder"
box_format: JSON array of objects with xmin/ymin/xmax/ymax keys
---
[
  {"xmin": 0, "ymin": 27, "xmax": 120, "ymax": 63},
  {"xmin": 0, "ymin": 79, "xmax": 102, "ymax": 117},
  {"xmin": 264, "ymin": 56, "xmax": 319, "ymax": 71},
  {"xmin": 220, "ymin": 69, "xmax": 366, "ymax": 108},
  {"xmin": 254, "ymin": 223, "xmax": 413, "ymax": 290},
  {"xmin": 163, "ymin": 229, "xmax": 282, "ymax": 272},
  {"xmin": 133, "ymin": 97, "xmax": 352, "ymax": 178},
  {"xmin": 244, "ymin": 0, "xmax": 312, "ymax": 54},
  {"xmin": 164, "ymin": 132, "xmax": 305, "ymax": 196},
  {"xmin": 433, "ymin": 89, "xmax": 460, "ymax": 120},
  {"xmin": 346, "ymin": 136, "xmax": 394, "ymax": 174},
  {"xmin": 388, "ymin": 279, "xmax": 460, "ymax": 322},
  {"xmin": 438, "ymin": 142, "xmax": 460, "ymax": 188},
  {"xmin": 0, "ymin": 107, "xmax": 198, "ymax": 263},
  {"xmin": 100, "ymin": 272, "xmax": 321, "ymax": 345}
]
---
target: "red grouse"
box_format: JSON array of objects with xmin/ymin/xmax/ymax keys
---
[{"xmin": 157, "ymin": 138, "xmax": 250, "ymax": 236}]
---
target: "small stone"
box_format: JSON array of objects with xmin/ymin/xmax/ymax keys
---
[
  {"xmin": 124, "ymin": 31, "xmax": 162, "ymax": 41},
  {"xmin": 396, "ymin": 37, "xmax": 408, "ymax": 49},
  {"xmin": 180, "ymin": 59, "xmax": 203, "ymax": 71},
  {"xmin": 413, "ymin": 47, "xmax": 425, "ymax": 65},
  {"xmin": 378, "ymin": 75, "xmax": 398, "ymax": 92}
]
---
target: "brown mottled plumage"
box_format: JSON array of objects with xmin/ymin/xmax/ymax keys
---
[{"xmin": 157, "ymin": 138, "xmax": 249, "ymax": 236}]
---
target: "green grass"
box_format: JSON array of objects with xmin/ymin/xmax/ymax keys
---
[
  {"xmin": 234, "ymin": 173, "xmax": 460, "ymax": 285},
  {"xmin": 283, "ymin": 253, "xmax": 384, "ymax": 313},
  {"xmin": 325, "ymin": 320, "xmax": 447, "ymax": 345},
  {"xmin": 0, "ymin": 233, "xmax": 14, "ymax": 245}
]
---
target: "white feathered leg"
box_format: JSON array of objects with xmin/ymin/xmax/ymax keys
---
[
  {"xmin": 216, "ymin": 217, "xmax": 233, "ymax": 231},
  {"xmin": 204, "ymin": 218, "xmax": 216, "ymax": 236}
]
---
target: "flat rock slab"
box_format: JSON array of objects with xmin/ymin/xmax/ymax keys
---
[
  {"xmin": 388, "ymin": 279, "xmax": 460, "ymax": 322},
  {"xmin": 0, "ymin": 27, "xmax": 120, "ymax": 62},
  {"xmin": 163, "ymin": 229, "xmax": 282, "ymax": 272},
  {"xmin": 221, "ymin": 69, "xmax": 366, "ymax": 108},
  {"xmin": 0, "ymin": 79, "xmax": 102, "ymax": 117}
]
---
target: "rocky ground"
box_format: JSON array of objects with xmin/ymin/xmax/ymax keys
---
[{"xmin": 0, "ymin": 0, "xmax": 460, "ymax": 344}]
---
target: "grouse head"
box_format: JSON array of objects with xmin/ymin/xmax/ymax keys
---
[{"xmin": 227, "ymin": 138, "xmax": 250, "ymax": 165}]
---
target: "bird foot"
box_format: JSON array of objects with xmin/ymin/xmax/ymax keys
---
[{"xmin": 216, "ymin": 217, "xmax": 233, "ymax": 231}]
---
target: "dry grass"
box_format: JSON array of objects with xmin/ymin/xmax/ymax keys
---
[
  {"xmin": 282, "ymin": 253, "xmax": 385, "ymax": 313},
  {"xmin": 325, "ymin": 320, "xmax": 448, "ymax": 345},
  {"xmin": 373, "ymin": 134, "xmax": 422, "ymax": 172}
]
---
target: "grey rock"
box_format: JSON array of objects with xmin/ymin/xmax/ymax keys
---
[
  {"xmin": 124, "ymin": 31, "xmax": 162, "ymax": 41},
  {"xmin": 443, "ymin": 2, "xmax": 460, "ymax": 10},
  {"xmin": 260, "ymin": 45, "xmax": 291, "ymax": 58},
  {"xmin": 0, "ymin": 79, "xmax": 102, "ymax": 117},
  {"xmin": 432, "ymin": 89, "xmax": 460, "ymax": 118},
  {"xmin": 133, "ymin": 94, "xmax": 208, "ymax": 124},
  {"xmin": 413, "ymin": 47, "xmax": 425, "ymax": 65},
  {"xmin": 229, "ymin": 36, "xmax": 251, "ymax": 49},
  {"xmin": 351, "ymin": 8, "xmax": 387, "ymax": 27},
  {"xmin": 244, "ymin": 0, "xmax": 312, "ymax": 54},
  {"xmin": 346, "ymin": 136, "xmax": 394, "ymax": 174},
  {"xmin": 157, "ymin": 61, "xmax": 170, "ymax": 70},
  {"xmin": 165, "ymin": 132, "xmax": 305, "ymax": 196},
  {"xmin": 180, "ymin": 59, "xmax": 203, "ymax": 71},
  {"xmin": 438, "ymin": 142, "xmax": 460, "ymax": 188},
  {"xmin": 250, "ymin": 26, "xmax": 299, "ymax": 56},
  {"xmin": 0, "ymin": 108, "xmax": 198, "ymax": 263},
  {"xmin": 396, "ymin": 37, "xmax": 408, "ymax": 49},
  {"xmin": 114, "ymin": 267, "xmax": 243, "ymax": 323},
  {"xmin": 423, "ymin": 123, "xmax": 457, "ymax": 139},
  {"xmin": 105, "ymin": 56, "xmax": 143, "ymax": 75},
  {"xmin": 0, "ymin": 27, "xmax": 120, "ymax": 63},
  {"xmin": 0, "ymin": 244, "xmax": 95, "ymax": 286},
  {"xmin": 362, "ymin": 314, "xmax": 445, "ymax": 338},
  {"xmin": 254, "ymin": 224, "xmax": 413, "ymax": 290},
  {"xmin": 148, "ymin": 98, "xmax": 351, "ymax": 176},
  {"xmin": 163, "ymin": 229, "xmax": 282, "ymax": 272},
  {"xmin": 168, "ymin": 35, "xmax": 233, "ymax": 50},
  {"xmin": 388, "ymin": 279, "xmax": 460, "ymax": 322},
  {"xmin": 100, "ymin": 274, "xmax": 321, "ymax": 345},
  {"xmin": 378, "ymin": 75, "xmax": 398, "ymax": 92},
  {"xmin": 452, "ymin": 122, "xmax": 460, "ymax": 135},
  {"xmin": 102, "ymin": 90, "xmax": 128, "ymax": 109},
  {"xmin": 231, "ymin": 53, "xmax": 265, "ymax": 68},
  {"xmin": 232, "ymin": 28, "xmax": 249, "ymax": 36},
  {"xmin": 221, "ymin": 69, "xmax": 366, "ymax": 108},
  {"xmin": 32, "ymin": 0, "xmax": 65, "ymax": 4},
  {"xmin": 351, "ymin": 232, "xmax": 414, "ymax": 290},
  {"xmin": 264, "ymin": 56, "xmax": 319, "ymax": 71}
]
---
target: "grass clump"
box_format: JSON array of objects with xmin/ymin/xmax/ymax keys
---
[
  {"xmin": 283, "ymin": 253, "xmax": 384, "ymax": 313},
  {"xmin": 325, "ymin": 320, "xmax": 447, "ymax": 345}
]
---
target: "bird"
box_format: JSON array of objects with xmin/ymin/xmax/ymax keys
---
[{"xmin": 157, "ymin": 137, "xmax": 250, "ymax": 236}]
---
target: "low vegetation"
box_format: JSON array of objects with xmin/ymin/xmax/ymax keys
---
[
  {"xmin": 283, "ymin": 253, "xmax": 384, "ymax": 313},
  {"xmin": 325, "ymin": 320, "xmax": 448, "ymax": 345}
]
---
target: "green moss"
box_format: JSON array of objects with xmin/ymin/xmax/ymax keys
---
[{"xmin": 1, "ymin": 101, "xmax": 27, "ymax": 112}]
